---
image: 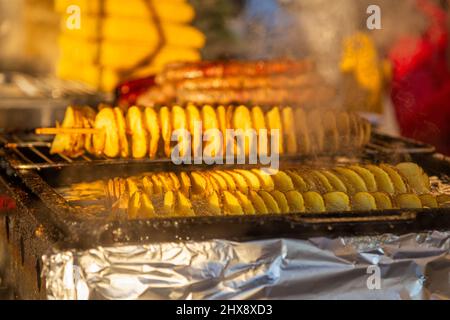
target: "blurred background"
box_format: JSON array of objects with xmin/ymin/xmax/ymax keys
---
[{"xmin": 0, "ymin": 0, "xmax": 449, "ymax": 155}]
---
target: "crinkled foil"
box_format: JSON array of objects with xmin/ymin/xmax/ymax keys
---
[{"xmin": 42, "ymin": 231, "xmax": 450, "ymax": 300}]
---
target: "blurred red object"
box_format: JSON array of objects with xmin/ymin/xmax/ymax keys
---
[
  {"xmin": 115, "ymin": 76, "xmax": 156, "ymax": 107},
  {"xmin": 389, "ymin": 0, "xmax": 450, "ymax": 155},
  {"xmin": 0, "ymin": 195, "xmax": 16, "ymax": 211}
]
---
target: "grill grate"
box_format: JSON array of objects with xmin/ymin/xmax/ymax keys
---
[{"xmin": 0, "ymin": 132, "xmax": 435, "ymax": 170}]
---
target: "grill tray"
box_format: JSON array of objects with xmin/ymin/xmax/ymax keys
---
[{"xmin": 0, "ymin": 131, "xmax": 449, "ymax": 250}]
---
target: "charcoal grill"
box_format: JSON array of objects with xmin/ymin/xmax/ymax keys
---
[{"xmin": 0, "ymin": 130, "xmax": 449, "ymax": 299}]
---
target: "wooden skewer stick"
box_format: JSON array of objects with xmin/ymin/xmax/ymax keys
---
[{"xmin": 35, "ymin": 128, "xmax": 103, "ymax": 135}]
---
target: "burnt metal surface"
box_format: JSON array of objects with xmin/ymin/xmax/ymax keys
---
[{"xmin": 0, "ymin": 132, "xmax": 449, "ymax": 252}]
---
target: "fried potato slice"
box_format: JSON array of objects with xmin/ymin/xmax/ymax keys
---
[
  {"xmin": 126, "ymin": 106, "xmax": 148, "ymax": 159},
  {"xmin": 396, "ymin": 193, "xmax": 422, "ymax": 209},
  {"xmin": 293, "ymin": 107, "xmax": 311, "ymax": 154},
  {"xmin": 208, "ymin": 171, "xmax": 228, "ymax": 191},
  {"xmin": 234, "ymin": 169, "xmax": 261, "ymax": 191},
  {"xmin": 365, "ymin": 165, "xmax": 395, "ymax": 194},
  {"xmin": 234, "ymin": 191, "xmax": 256, "ymax": 214},
  {"xmin": 179, "ymin": 172, "xmax": 191, "ymax": 195},
  {"xmin": 322, "ymin": 170, "xmax": 347, "ymax": 193},
  {"xmin": 352, "ymin": 192, "xmax": 377, "ymax": 211},
  {"xmin": 159, "ymin": 106, "xmax": 172, "ymax": 157},
  {"xmin": 151, "ymin": 175, "xmax": 164, "ymax": 194},
  {"xmin": 303, "ymin": 191, "xmax": 326, "ymax": 213},
  {"xmin": 138, "ymin": 193, "xmax": 156, "ymax": 219},
  {"xmin": 396, "ymin": 162, "xmax": 430, "ymax": 194},
  {"xmin": 281, "ymin": 107, "xmax": 297, "ymax": 154},
  {"xmin": 113, "ymin": 107, "xmax": 129, "ymax": 158},
  {"xmin": 233, "ymin": 105, "xmax": 254, "ymax": 156},
  {"xmin": 380, "ymin": 164, "xmax": 407, "ymax": 194},
  {"xmin": 171, "ymin": 105, "xmax": 189, "ymax": 157},
  {"xmin": 294, "ymin": 169, "xmax": 319, "ymax": 191},
  {"xmin": 126, "ymin": 178, "xmax": 139, "ymax": 199},
  {"xmin": 128, "ymin": 191, "xmax": 141, "ymax": 219},
  {"xmin": 334, "ymin": 167, "xmax": 368, "ymax": 193},
  {"xmin": 270, "ymin": 190, "xmax": 290, "ymax": 213},
  {"xmin": 176, "ymin": 191, "xmax": 195, "ymax": 216},
  {"xmin": 203, "ymin": 172, "xmax": 220, "ymax": 192},
  {"xmin": 419, "ymin": 194, "xmax": 438, "ymax": 208},
  {"xmin": 265, "ymin": 107, "xmax": 284, "ymax": 154},
  {"xmin": 371, "ymin": 192, "xmax": 393, "ymax": 209},
  {"xmin": 206, "ymin": 191, "xmax": 222, "ymax": 216},
  {"xmin": 323, "ymin": 192, "xmax": 351, "ymax": 212},
  {"xmin": 251, "ymin": 169, "xmax": 274, "ymax": 191},
  {"xmin": 271, "ymin": 171, "xmax": 294, "ymax": 192},
  {"xmin": 186, "ymin": 104, "xmax": 202, "ymax": 158},
  {"xmin": 437, "ymin": 194, "xmax": 450, "ymax": 208},
  {"xmin": 226, "ymin": 170, "xmax": 249, "ymax": 194},
  {"xmin": 285, "ymin": 190, "xmax": 305, "ymax": 213},
  {"xmin": 157, "ymin": 173, "xmax": 174, "ymax": 192},
  {"xmin": 258, "ymin": 190, "xmax": 281, "ymax": 214},
  {"xmin": 348, "ymin": 165, "xmax": 377, "ymax": 192},
  {"xmin": 51, "ymin": 106, "xmax": 75, "ymax": 155},
  {"xmin": 311, "ymin": 170, "xmax": 334, "ymax": 193},
  {"xmin": 163, "ymin": 190, "xmax": 175, "ymax": 215},
  {"xmin": 191, "ymin": 172, "xmax": 209, "ymax": 195},
  {"xmin": 251, "ymin": 106, "xmax": 268, "ymax": 155},
  {"xmin": 249, "ymin": 190, "xmax": 269, "ymax": 214},
  {"xmin": 203, "ymin": 105, "xmax": 222, "ymax": 157},
  {"xmin": 144, "ymin": 107, "xmax": 160, "ymax": 159},
  {"xmin": 142, "ymin": 176, "xmax": 153, "ymax": 197},
  {"xmin": 81, "ymin": 106, "xmax": 97, "ymax": 155},
  {"xmin": 215, "ymin": 171, "xmax": 236, "ymax": 191},
  {"xmin": 222, "ymin": 191, "xmax": 244, "ymax": 215},
  {"xmin": 285, "ymin": 170, "xmax": 309, "ymax": 192},
  {"xmin": 166, "ymin": 172, "xmax": 180, "ymax": 190},
  {"xmin": 93, "ymin": 107, "xmax": 120, "ymax": 158}
]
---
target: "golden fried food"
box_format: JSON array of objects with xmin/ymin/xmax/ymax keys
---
[
  {"xmin": 222, "ymin": 191, "xmax": 244, "ymax": 215},
  {"xmin": 303, "ymin": 191, "xmax": 326, "ymax": 213},
  {"xmin": 234, "ymin": 169, "xmax": 261, "ymax": 191},
  {"xmin": 419, "ymin": 194, "xmax": 438, "ymax": 208},
  {"xmin": 379, "ymin": 164, "xmax": 407, "ymax": 194},
  {"xmin": 233, "ymin": 105, "xmax": 254, "ymax": 156},
  {"xmin": 270, "ymin": 190, "xmax": 290, "ymax": 213},
  {"xmin": 234, "ymin": 191, "xmax": 256, "ymax": 215},
  {"xmin": 281, "ymin": 107, "xmax": 297, "ymax": 154},
  {"xmin": 285, "ymin": 190, "xmax": 305, "ymax": 213},
  {"xmin": 248, "ymin": 190, "xmax": 268, "ymax": 214},
  {"xmin": 159, "ymin": 106, "xmax": 172, "ymax": 158},
  {"xmin": 265, "ymin": 107, "xmax": 283, "ymax": 154},
  {"xmin": 333, "ymin": 167, "xmax": 368, "ymax": 194},
  {"xmin": 176, "ymin": 191, "xmax": 195, "ymax": 216},
  {"xmin": 365, "ymin": 165, "xmax": 394, "ymax": 194},
  {"xmin": 371, "ymin": 192, "xmax": 393, "ymax": 209},
  {"xmin": 271, "ymin": 171, "xmax": 294, "ymax": 192},
  {"xmin": 348, "ymin": 165, "xmax": 377, "ymax": 192},
  {"xmin": 352, "ymin": 192, "xmax": 377, "ymax": 211},
  {"xmin": 258, "ymin": 190, "xmax": 281, "ymax": 214},
  {"xmin": 396, "ymin": 162, "xmax": 430, "ymax": 194},
  {"xmin": 114, "ymin": 107, "xmax": 130, "ymax": 158},
  {"xmin": 323, "ymin": 192, "xmax": 351, "ymax": 211},
  {"xmin": 251, "ymin": 169, "xmax": 275, "ymax": 191},
  {"xmin": 93, "ymin": 107, "xmax": 120, "ymax": 158},
  {"xmin": 144, "ymin": 107, "xmax": 160, "ymax": 159},
  {"xmin": 206, "ymin": 191, "xmax": 222, "ymax": 216},
  {"xmin": 395, "ymin": 194, "xmax": 422, "ymax": 209},
  {"xmin": 126, "ymin": 106, "xmax": 148, "ymax": 159}
]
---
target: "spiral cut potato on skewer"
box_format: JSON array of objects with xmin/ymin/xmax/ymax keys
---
[
  {"xmin": 48, "ymin": 105, "xmax": 371, "ymax": 159},
  {"xmin": 104, "ymin": 162, "xmax": 449, "ymax": 219}
]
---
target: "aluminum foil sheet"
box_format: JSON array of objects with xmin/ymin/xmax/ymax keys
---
[{"xmin": 42, "ymin": 231, "xmax": 450, "ymax": 300}]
